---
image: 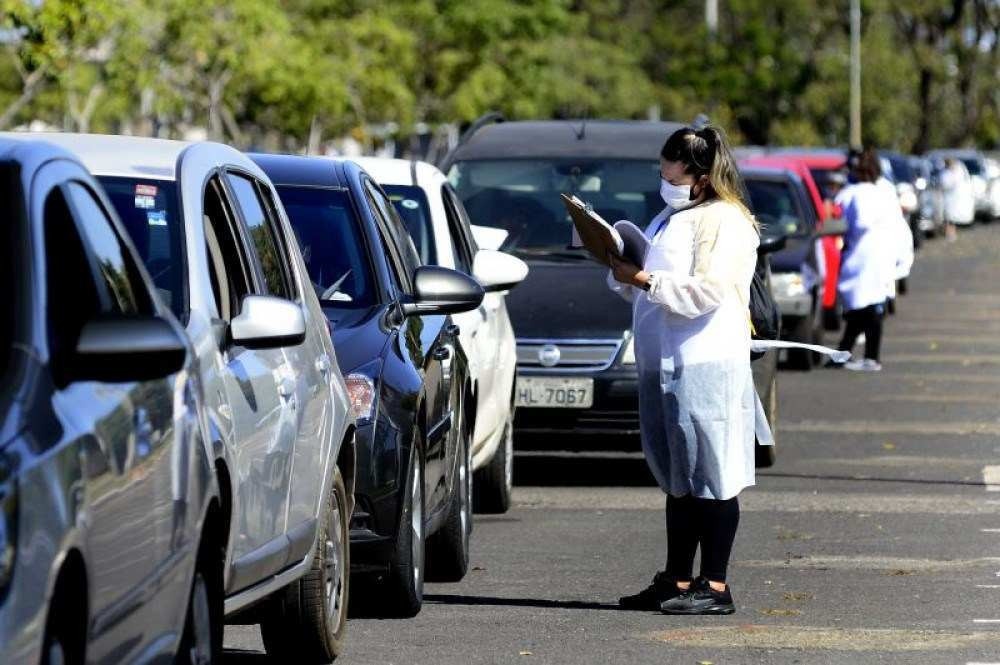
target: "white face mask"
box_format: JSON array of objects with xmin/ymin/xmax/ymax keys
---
[{"xmin": 660, "ymin": 178, "xmax": 692, "ymax": 210}]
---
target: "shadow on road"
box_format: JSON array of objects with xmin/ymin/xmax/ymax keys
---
[
  {"xmin": 221, "ymin": 650, "xmax": 268, "ymax": 664},
  {"xmin": 514, "ymin": 453, "xmax": 656, "ymax": 487},
  {"xmin": 425, "ymin": 593, "xmax": 621, "ymax": 612}
]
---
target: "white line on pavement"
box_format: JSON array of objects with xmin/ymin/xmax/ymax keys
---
[
  {"xmin": 972, "ymin": 619, "xmax": 1000, "ymax": 624},
  {"xmin": 982, "ymin": 529, "xmax": 1000, "ymax": 533},
  {"xmin": 976, "ymin": 585, "xmax": 1000, "ymax": 589},
  {"xmin": 984, "ymin": 466, "xmax": 1000, "ymax": 492}
]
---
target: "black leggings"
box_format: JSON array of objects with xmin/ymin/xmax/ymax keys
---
[
  {"xmin": 838, "ymin": 303, "xmax": 884, "ymax": 361},
  {"xmin": 664, "ymin": 494, "xmax": 740, "ymax": 583}
]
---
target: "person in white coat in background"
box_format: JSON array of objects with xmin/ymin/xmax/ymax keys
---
[
  {"xmin": 610, "ymin": 125, "xmax": 769, "ymax": 616},
  {"xmin": 940, "ymin": 158, "xmax": 975, "ymax": 241},
  {"xmin": 829, "ymin": 148, "xmax": 896, "ymax": 371},
  {"xmin": 876, "ymin": 160, "xmax": 914, "ymax": 311}
]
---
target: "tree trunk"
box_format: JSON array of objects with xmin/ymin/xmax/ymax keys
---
[
  {"xmin": 0, "ymin": 66, "xmax": 48, "ymax": 130},
  {"xmin": 913, "ymin": 67, "xmax": 933, "ymax": 154}
]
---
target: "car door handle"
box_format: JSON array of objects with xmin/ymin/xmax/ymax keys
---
[
  {"xmin": 433, "ymin": 347, "xmax": 451, "ymax": 361},
  {"xmin": 446, "ymin": 324, "xmax": 461, "ymax": 337}
]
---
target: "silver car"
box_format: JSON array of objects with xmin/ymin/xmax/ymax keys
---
[
  {"xmin": 32, "ymin": 133, "xmax": 357, "ymax": 662},
  {"xmin": 0, "ymin": 137, "xmax": 222, "ymax": 663}
]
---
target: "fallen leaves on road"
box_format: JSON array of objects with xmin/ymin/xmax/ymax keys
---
[
  {"xmin": 782, "ymin": 592, "xmax": 814, "ymax": 602},
  {"xmin": 759, "ymin": 608, "xmax": 802, "ymax": 617},
  {"xmin": 519, "ymin": 651, "xmax": 533, "ymax": 656}
]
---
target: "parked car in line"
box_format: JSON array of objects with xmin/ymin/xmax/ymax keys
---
[
  {"xmin": 741, "ymin": 165, "xmax": 844, "ymax": 370},
  {"xmin": 911, "ymin": 156, "xmax": 947, "ymax": 236},
  {"xmin": 440, "ymin": 118, "xmax": 780, "ymax": 466},
  {"xmin": 881, "ymin": 151, "xmax": 923, "ymax": 249},
  {"xmin": 984, "ymin": 157, "xmax": 1000, "ymax": 220},
  {"xmin": 928, "ymin": 149, "xmax": 992, "ymax": 220},
  {"xmin": 252, "ymin": 154, "xmax": 484, "ymax": 616},
  {"xmin": 741, "ymin": 155, "xmax": 844, "ymax": 333},
  {"xmin": 354, "ymin": 157, "xmax": 528, "ymax": 513},
  {"xmin": 35, "ymin": 133, "xmax": 356, "ymax": 663},
  {"xmin": 763, "ymin": 150, "xmax": 849, "ymax": 330},
  {"xmin": 0, "ymin": 137, "xmax": 222, "ymax": 664}
]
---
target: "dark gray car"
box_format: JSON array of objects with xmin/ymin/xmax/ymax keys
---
[{"xmin": 0, "ymin": 138, "xmax": 223, "ymax": 664}]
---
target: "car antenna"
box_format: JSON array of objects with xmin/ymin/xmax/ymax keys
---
[{"xmin": 573, "ymin": 115, "xmax": 588, "ymax": 141}]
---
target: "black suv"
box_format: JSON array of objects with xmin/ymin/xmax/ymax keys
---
[{"xmin": 440, "ymin": 119, "xmax": 780, "ymax": 465}]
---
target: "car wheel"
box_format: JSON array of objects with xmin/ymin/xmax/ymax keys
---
[
  {"xmin": 382, "ymin": 441, "xmax": 425, "ymax": 617},
  {"xmin": 427, "ymin": 428, "xmax": 473, "ymax": 582},
  {"xmin": 261, "ymin": 467, "xmax": 350, "ymax": 662},
  {"xmin": 474, "ymin": 412, "xmax": 514, "ymax": 514},
  {"xmin": 177, "ymin": 533, "xmax": 223, "ymax": 665},
  {"xmin": 755, "ymin": 374, "xmax": 777, "ymax": 468}
]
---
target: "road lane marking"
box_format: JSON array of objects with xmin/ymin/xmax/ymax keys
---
[
  {"xmin": 781, "ymin": 421, "xmax": 1000, "ymax": 436},
  {"xmin": 648, "ymin": 626, "xmax": 1000, "ymax": 651},
  {"xmin": 975, "ymin": 585, "xmax": 1000, "ymax": 589},
  {"xmin": 871, "ymin": 394, "xmax": 1000, "ymax": 404},
  {"xmin": 973, "ymin": 619, "xmax": 1000, "ymax": 624},
  {"xmin": 981, "ymin": 529, "xmax": 1000, "ymax": 533},
  {"xmin": 984, "ymin": 466, "xmax": 1000, "ymax": 492},
  {"xmin": 882, "ymin": 354, "xmax": 1000, "ymax": 365}
]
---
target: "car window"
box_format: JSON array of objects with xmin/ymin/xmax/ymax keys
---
[
  {"xmin": 98, "ymin": 176, "xmax": 184, "ymax": 317},
  {"xmin": 363, "ymin": 179, "xmax": 412, "ymax": 294},
  {"xmin": 448, "ymin": 158, "xmax": 663, "ymax": 257},
  {"xmin": 383, "ymin": 185, "xmax": 435, "ymax": 265},
  {"xmin": 276, "ymin": 185, "xmax": 376, "ymax": 307},
  {"xmin": 254, "ymin": 182, "xmax": 300, "ymax": 300},
  {"xmin": 226, "ymin": 172, "xmax": 293, "ymax": 300},
  {"xmin": 65, "ymin": 182, "xmax": 151, "ymax": 316},
  {"xmin": 440, "ymin": 186, "xmax": 474, "ymax": 274},
  {"xmin": 368, "ymin": 181, "xmax": 422, "ymax": 277},
  {"xmin": 744, "ymin": 178, "xmax": 808, "ymax": 238},
  {"xmin": 204, "ymin": 176, "xmax": 252, "ymax": 322},
  {"xmin": 44, "ymin": 187, "xmax": 102, "ymax": 368}
]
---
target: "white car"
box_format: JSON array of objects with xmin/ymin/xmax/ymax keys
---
[
  {"xmin": 33, "ymin": 133, "xmax": 356, "ymax": 663},
  {"xmin": 355, "ymin": 157, "xmax": 528, "ymax": 513}
]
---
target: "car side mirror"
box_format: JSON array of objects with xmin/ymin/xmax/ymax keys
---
[
  {"xmin": 472, "ymin": 249, "xmax": 529, "ymax": 293},
  {"xmin": 758, "ymin": 235, "xmax": 787, "ymax": 255},
  {"xmin": 470, "ymin": 224, "xmax": 509, "ymax": 252},
  {"xmin": 818, "ymin": 218, "xmax": 847, "ymax": 237},
  {"xmin": 73, "ymin": 316, "xmax": 187, "ymax": 382},
  {"xmin": 402, "ymin": 266, "xmax": 484, "ymax": 316},
  {"xmin": 230, "ymin": 295, "xmax": 306, "ymax": 349}
]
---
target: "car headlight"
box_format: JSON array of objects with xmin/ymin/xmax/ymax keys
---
[
  {"xmin": 771, "ymin": 272, "xmax": 806, "ymax": 299},
  {"xmin": 621, "ymin": 334, "xmax": 635, "ymax": 365},
  {"xmin": 345, "ymin": 359, "xmax": 381, "ymax": 423},
  {"xmin": 0, "ymin": 451, "xmax": 17, "ymax": 595}
]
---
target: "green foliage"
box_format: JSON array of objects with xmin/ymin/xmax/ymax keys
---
[{"xmin": 0, "ymin": 0, "xmax": 996, "ymax": 150}]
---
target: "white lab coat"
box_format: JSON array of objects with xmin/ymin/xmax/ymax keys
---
[
  {"xmin": 608, "ymin": 200, "xmax": 763, "ymax": 500},
  {"xmin": 876, "ymin": 177, "xmax": 914, "ymax": 281},
  {"xmin": 941, "ymin": 163, "xmax": 975, "ymax": 224},
  {"xmin": 834, "ymin": 182, "xmax": 896, "ymax": 311}
]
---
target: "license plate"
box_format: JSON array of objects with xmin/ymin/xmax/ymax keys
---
[{"xmin": 515, "ymin": 377, "xmax": 594, "ymax": 408}]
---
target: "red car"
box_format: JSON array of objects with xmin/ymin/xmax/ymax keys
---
[{"xmin": 743, "ymin": 153, "xmax": 845, "ymax": 330}]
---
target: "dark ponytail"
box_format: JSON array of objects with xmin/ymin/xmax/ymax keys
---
[{"xmin": 660, "ymin": 124, "xmax": 754, "ymax": 223}]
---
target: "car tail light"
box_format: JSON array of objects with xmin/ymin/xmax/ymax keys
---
[{"xmin": 345, "ymin": 373, "xmax": 376, "ymax": 422}]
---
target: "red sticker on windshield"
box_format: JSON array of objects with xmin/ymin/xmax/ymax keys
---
[{"xmin": 135, "ymin": 184, "xmax": 158, "ymax": 197}]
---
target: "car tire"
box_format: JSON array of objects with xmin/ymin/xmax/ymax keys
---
[
  {"xmin": 261, "ymin": 468, "xmax": 350, "ymax": 663},
  {"xmin": 41, "ymin": 579, "xmax": 86, "ymax": 665},
  {"xmin": 177, "ymin": 530, "xmax": 224, "ymax": 665},
  {"xmin": 473, "ymin": 412, "xmax": 514, "ymax": 514},
  {"xmin": 427, "ymin": 428, "xmax": 473, "ymax": 582},
  {"xmin": 382, "ymin": 440, "xmax": 425, "ymax": 617},
  {"xmin": 755, "ymin": 374, "xmax": 778, "ymax": 468}
]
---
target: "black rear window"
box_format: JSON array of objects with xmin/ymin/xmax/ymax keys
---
[
  {"xmin": 744, "ymin": 178, "xmax": 808, "ymax": 239},
  {"xmin": 97, "ymin": 176, "xmax": 185, "ymax": 318},
  {"xmin": 276, "ymin": 186, "xmax": 375, "ymax": 307}
]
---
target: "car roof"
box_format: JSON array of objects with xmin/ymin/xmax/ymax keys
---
[
  {"xmin": 10, "ymin": 132, "xmax": 191, "ymax": 180},
  {"xmin": 352, "ymin": 156, "xmax": 446, "ymax": 189},
  {"xmin": 0, "ymin": 135, "xmax": 88, "ymax": 179},
  {"xmin": 444, "ymin": 119, "xmax": 686, "ymax": 162},
  {"xmin": 248, "ymin": 153, "xmax": 349, "ymax": 188},
  {"xmin": 740, "ymin": 164, "xmax": 797, "ymax": 182}
]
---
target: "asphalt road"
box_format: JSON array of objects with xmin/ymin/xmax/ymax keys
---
[{"xmin": 225, "ymin": 222, "xmax": 1000, "ymax": 664}]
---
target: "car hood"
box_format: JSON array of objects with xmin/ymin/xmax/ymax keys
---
[
  {"xmin": 770, "ymin": 235, "xmax": 812, "ymax": 274},
  {"xmin": 505, "ymin": 258, "xmax": 632, "ymax": 339},
  {"xmin": 325, "ymin": 305, "xmax": 392, "ymax": 374}
]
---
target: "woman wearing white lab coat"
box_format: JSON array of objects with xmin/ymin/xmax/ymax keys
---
[
  {"xmin": 832, "ymin": 148, "xmax": 895, "ymax": 371},
  {"xmin": 610, "ymin": 126, "xmax": 765, "ymax": 616},
  {"xmin": 941, "ymin": 158, "xmax": 975, "ymax": 237}
]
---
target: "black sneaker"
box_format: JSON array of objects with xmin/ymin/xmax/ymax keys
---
[
  {"xmin": 660, "ymin": 577, "xmax": 735, "ymax": 615},
  {"xmin": 619, "ymin": 572, "xmax": 685, "ymax": 611}
]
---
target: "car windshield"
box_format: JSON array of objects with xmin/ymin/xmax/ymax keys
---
[
  {"xmin": 744, "ymin": 178, "xmax": 807, "ymax": 239},
  {"xmin": 808, "ymin": 168, "xmax": 844, "ymax": 200},
  {"xmin": 98, "ymin": 176, "xmax": 185, "ymax": 317},
  {"xmin": 961, "ymin": 158, "xmax": 983, "ymax": 176},
  {"xmin": 275, "ymin": 185, "xmax": 375, "ymax": 307},
  {"xmin": 447, "ymin": 159, "xmax": 663, "ymax": 256},
  {"xmin": 383, "ymin": 184, "xmax": 435, "ymax": 265},
  {"xmin": 886, "ymin": 156, "xmax": 915, "ymax": 183}
]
